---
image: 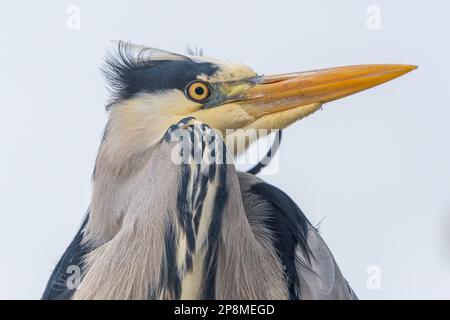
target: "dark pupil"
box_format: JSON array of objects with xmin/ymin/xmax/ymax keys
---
[{"xmin": 195, "ymin": 86, "xmax": 205, "ymax": 95}]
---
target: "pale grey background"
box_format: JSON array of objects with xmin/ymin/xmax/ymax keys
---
[{"xmin": 1, "ymin": 0, "xmax": 449, "ymax": 299}]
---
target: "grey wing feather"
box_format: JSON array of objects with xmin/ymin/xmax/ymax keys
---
[
  {"xmin": 42, "ymin": 213, "xmax": 90, "ymax": 300},
  {"xmin": 296, "ymin": 224, "xmax": 358, "ymax": 299},
  {"xmin": 238, "ymin": 171, "xmax": 357, "ymax": 300}
]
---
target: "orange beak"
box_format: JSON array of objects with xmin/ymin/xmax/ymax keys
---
[{"xmin": 235, "ymin": 64, "xmax": 417, "ymax": 119}]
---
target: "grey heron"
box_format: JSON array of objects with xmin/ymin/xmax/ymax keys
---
[{"xmin": 42, "ymin": 41, "xmax": 415, "ymax": 300}]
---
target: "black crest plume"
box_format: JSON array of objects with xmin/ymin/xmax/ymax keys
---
[{"xmin": 102, "ymin": 41, "xmax": 217, "ymax": 109}]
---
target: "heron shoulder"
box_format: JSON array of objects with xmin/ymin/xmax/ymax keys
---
[{"xmin": 238, "ymin": 172, "xmax": 313, "ymax": 299}]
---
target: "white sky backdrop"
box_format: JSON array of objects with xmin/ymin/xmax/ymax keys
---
[{"xmin": 1, "ymin": 0, "xmax": 449, "ymax": 299}]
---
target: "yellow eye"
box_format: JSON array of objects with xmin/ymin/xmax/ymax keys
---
[{"xmin": 186, "ymin": 81, "xmax": 211, "ymax": 102}]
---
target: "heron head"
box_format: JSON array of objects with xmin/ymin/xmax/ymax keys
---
[{"xmin": 102, "ymin": 41, "xmax": 416, "ymax": 158}]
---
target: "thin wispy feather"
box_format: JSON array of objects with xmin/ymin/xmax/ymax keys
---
[
  {"xmin": 102, "ymin": 41, "xmax": 191, "ymax": 109},
  {"xmin": 186, "ymin": 46, "xmax": 204, "ymax": 56}
]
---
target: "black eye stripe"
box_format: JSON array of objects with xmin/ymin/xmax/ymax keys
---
[{"xmin": 103, "ymin": 42, "xmax": 219, "ymax": 108}]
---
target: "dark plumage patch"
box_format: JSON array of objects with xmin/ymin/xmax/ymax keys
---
[
  {"xmin": 192, "ymin": 173, "xmax": 209, "ymax": 234},
  {"xmin": 42, "ymin": 213, "xmax": 91, "ymax": 300},
  {"xmin": 247, "ymin": 130, "xmax": 282, "ymax": 175},
  {"xmin": 162, "ymin": 222, "xmax": 181, "ymax": 299},
  {"xmin": 176, "ymin": 163, "xmax": 196, "ymax": 252},
  {"xmin": 164, "ymin": 118, "xmax": 228, "ymax": 299},
  {"xmin": 248, "ymin": 182, "xmax": 313, "ymax": 300},
  {"xmin": 202, "ymin": 163, "xmax": 228, "ymax": 300},
  {"xmin": 102, "ymin": 42, "xmax": 219, "ymax": 109}
]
